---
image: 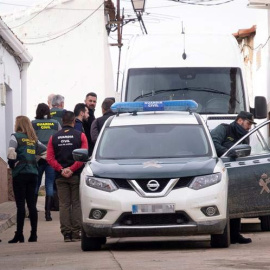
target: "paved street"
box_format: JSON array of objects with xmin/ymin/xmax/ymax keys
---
[{"xmin": 0, "ymin": 198, "xmax": 270, "ymax": 270}]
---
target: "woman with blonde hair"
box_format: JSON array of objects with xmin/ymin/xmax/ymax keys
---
[{"xmin": 7, "ymin": 116, "xmax": 46, "ymax": 243}]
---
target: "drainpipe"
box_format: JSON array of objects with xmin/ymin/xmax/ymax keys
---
[
  {"xmin": 21, "ymin": 63, "xmax": 29, "ymax": 116},
  {"xmin": 267, "ymin": 10, "xmax": 270, "ymax": 115}
]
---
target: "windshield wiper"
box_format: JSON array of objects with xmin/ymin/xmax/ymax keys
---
[{"xmin": 133, "ymin": 87, "xmax": 238, "ymax": 102}]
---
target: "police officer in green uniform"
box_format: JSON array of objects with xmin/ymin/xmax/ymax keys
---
[
  {"xmin": 32, "ymin": 103, "xmax": 61, "ymax": 221},
  {"xmin": 50, "ymin": 94, "xmax": 65, "ymax": 126},
  {"xmin": 211, "ymin": 111, "xmax": 256, "ymax": 244},
  {"xmin": 7, "ymin": 116, "xmax": 46, "ymax": 243}
]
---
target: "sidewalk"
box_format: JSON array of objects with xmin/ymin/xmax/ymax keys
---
[{"xmin": 0, "ymin": 196, "xmax": 45, "ymax": 233}]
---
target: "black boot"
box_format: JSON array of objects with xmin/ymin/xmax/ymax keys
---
[
  {"xmin": 28, "ymin": 231, "xmax": 37, "ymax": 242},
  {"xmin": 45, "ymin": 196, "xmax": 53, "ymax": 221},
  {"xmin": 8, "ymin": 232, "xmax": 24, "ymax": 243}
]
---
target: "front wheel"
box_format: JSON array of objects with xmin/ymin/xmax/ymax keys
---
[
  {"xmin": 210, "ymin": 218, "xmax": 230, "ymax": 248},
  {"xmin": 81, "ymin": 228, "xmax": 106, "ymax": 251}
]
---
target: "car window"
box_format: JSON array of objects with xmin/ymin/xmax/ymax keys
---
[
  {"xmin": 96, "ymin": 124, "xmax": 212, "ymax": 159},
  {"xmin": 225, "ymin": 120, "xmax": 270, "ymax": 157},
  {"xmin": 249, "ymin": 123, "xmax": 270, "ymax": 155}
]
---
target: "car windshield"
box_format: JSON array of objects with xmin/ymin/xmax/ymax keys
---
[
  {"xmin": 126, "ymin": 67, "xmax": 245, "ymax": 114},
  {"xmin": 96, "ymin": 124, "xmax": 211, "ymax": 159}
]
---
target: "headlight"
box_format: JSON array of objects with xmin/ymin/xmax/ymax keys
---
[
  {"xmin": 189, "ymin": 173, "xmax": 221, "ymax": 190},
  {"xmin": 85, "ymin": 176, "xmax": 118, "ymax": 192}
]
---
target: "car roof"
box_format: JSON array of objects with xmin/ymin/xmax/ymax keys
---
[{"xmin": 109, "ymin": 111, "xmax": 200, "ymax": 127}]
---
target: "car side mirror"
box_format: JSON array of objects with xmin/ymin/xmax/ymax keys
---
[
  {"xmin": 252, "ymin": 96, "xmax": 267, "ymax": 119},
  {"xmin": 72, "ymin": 149, "xmax": 89, "ymax": 162},
  {"xmin": 226, "ymin": 144, "xmax": 251, "ymax": 158}
]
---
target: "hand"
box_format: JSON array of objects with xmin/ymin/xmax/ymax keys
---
[{"xmin": 61, "ymin": 167, "xmax": 73, "ymax": 178}]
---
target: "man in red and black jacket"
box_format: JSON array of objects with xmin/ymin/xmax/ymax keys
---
[{"xmin": 47, "ymin": 111, "xmax": 88, "ymax": 242}]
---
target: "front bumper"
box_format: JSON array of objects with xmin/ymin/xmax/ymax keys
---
[{"xmin": 82, "ymin": 218, "xmax": 227, "ymax": 237}]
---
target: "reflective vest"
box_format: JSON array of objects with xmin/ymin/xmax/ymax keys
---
[
  {"xmin": 12, "ymin": 133, "xmax": 38, "ymax": 178},
  {"xmin": 52, "ymin": 126, "xmax": 82, "ymax": 170},
  {"xmin": 32, "ymin": 119, "xmax": 59, "ymax": 146},
  {"xmin": 50, "ymin": 108, "xmax": 64, "ymax": 126}
]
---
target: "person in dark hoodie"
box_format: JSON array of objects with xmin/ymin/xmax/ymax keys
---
[
  {"xmin": 90, "ymin": 98, "xmax": 115, "ymax": 145},
  {"xmin": 211, "ymin": 111, "xmax": 256, "ymax": 244}
]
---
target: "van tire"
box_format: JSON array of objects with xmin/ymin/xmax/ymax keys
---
[
  {"xmin": 210, "ymin": 218, "xmax": 230, "ymax": 248},
  {"xmin": 260, "ymin": 215, "xmax": 270, "ymax": 231},
  {"xmin": 81, "ymin": 228, "xmax": 105, "ymax": 251}
]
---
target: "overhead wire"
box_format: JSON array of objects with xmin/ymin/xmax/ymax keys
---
[
  {"xmin": 171, "ymin": 0, "xmax": 235, "ymax": 6},
  {"xmin": 0, "ymin": 1, "xmax": 31, "ymax": 7},
  {"xmin": 23, "ymin": 2, "xmax": 104, "ymax": 45},
  {"xmin": 241, "ymin": 35, "xmax": 270, "ymax": 51},
  {"xmin": 9, "ymin": 0, "xmax": 55, "ymax": 29}
]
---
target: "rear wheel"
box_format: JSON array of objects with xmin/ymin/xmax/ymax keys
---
[
  {"xmin": 210, "ymin": 218, "xmax": 230, "ymax": 248},
  {"xmin": 81, "ymin": 228, "xmax": 106, "ymax": 251},
  {"xmin": 260, "ymin": 215, "xmax": 270, "ymax": 231}
]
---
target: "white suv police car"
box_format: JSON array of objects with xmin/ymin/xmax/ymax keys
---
[{"xmin": 73, "ymin": 100, "xmax": 229, "ymax": 251}]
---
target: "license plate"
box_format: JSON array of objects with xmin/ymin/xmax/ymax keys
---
[{"xmin": 132, "ymin": 203, "xmax": 175, "ymax": 214}]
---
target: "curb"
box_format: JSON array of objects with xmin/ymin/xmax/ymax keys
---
[{"xmin": 0, "ymin": 202, "xmax": 17, "ymax": 234}]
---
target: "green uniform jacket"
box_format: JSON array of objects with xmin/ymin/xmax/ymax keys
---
[
  {"xmin": 11, "ymin": 133, "xmax": 38, "ymax": 178},
  {"xmin": 32, "ymin": 118, "xmax": 60, "ymax": 146}
]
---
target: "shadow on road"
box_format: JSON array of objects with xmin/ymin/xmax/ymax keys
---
[
  {"xmin": 105, "ymin": 238, "xmax": 211, "ymax": 251},
  {"xmin": 100, "ymin": 221, "xmax": 263, "ymax": 251},
  {"xmin": 241, "ymin": 221, "xmax": 261, "ymax": 233}
]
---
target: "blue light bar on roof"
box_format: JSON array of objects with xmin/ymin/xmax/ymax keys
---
[{"xmin": 111, "ymin": 100, "xmax": 198, "ymax": 113}]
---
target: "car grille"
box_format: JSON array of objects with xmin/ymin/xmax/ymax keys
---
[
  {"xmin": 115, "ymin": 212, "xmax": 191, "ymax": 226},
  {"xmin": 113, "ymin": 177, "xmax": 193, "ymax": 192}
]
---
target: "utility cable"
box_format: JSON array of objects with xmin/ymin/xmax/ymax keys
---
[
  {"xmin": 241, "ymin": 35, "xmax": 270, "ymax": 51},
  {"xmin": 23, "ymin": 2, "xmax": 104, "ymax": 45},
  {"xmin": 0, "ymin": 1, "xmax": 31, "ymax": 7},
  {"xmin": 172, "ymin": 0, "xmax": 235, "ymax": 6},
  {"xmin": 9, "ymin": 0, "xmax": 55, "ymax": 29}
]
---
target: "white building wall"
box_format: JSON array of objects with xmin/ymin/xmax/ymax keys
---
[
  {"xmin": 0, "ymin": 44, "xmax": 22, "ymax": 161},
  {"xmin": 2, "ymin": 0, "xmax": 115, "ymax": 118},
  {"xmin": 250, "ymin": 10, "xmax": 270, "ymax": 110}
]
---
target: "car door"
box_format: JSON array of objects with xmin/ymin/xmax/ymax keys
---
[{"xmin": 221, "ymin": 120, "xmax": 270, "ymax": 219}]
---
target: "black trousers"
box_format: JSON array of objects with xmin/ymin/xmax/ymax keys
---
[
  {"xmin": 13, "ymin": 173, "xmax": 38, "ymax": 234},
  {"xmin": 230, "ymin": 218, "xmax": 241, "ymax": 240}
]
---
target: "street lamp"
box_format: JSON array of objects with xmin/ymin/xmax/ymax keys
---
[
  {"xmin": 131, "ymin": 0, "xmax": 146, "ymax": 12},
  {"xmin": 131, "ymin": 0, "xmax": 147, "ymax": 34}
]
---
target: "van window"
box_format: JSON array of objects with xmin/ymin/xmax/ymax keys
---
[
  {"xmin": 96, "ymin": 124, "xmax": 211, "ymax": 159},
  {"xmin": 125, "ymin": 67, "xmax": 245, "ymax": 114}
]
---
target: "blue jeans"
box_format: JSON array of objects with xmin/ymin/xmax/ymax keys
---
[{"xmin": 36, "ymin": 160, "xmax": 55, "ymax": 197}]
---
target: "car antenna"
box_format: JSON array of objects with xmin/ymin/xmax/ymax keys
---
[{"xmin": 181, "ymin": 21, "xmax": 187, "ymax": 60}]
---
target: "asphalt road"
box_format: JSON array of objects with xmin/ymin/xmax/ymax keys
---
[{"xmin": 0, "ymin": 208, "xmax": 269, "ymax": 270}]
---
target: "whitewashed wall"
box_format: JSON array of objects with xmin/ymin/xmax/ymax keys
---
[
  {"xmin": 249, "ymin": 10, "xmax": 270, "ymax": 109},
  {"xmin": 2, "ymin": 0, "xmax": 115, "ymax": 119},
  {"xmin": 0, "ymin": 44, "xmax": 22, "ymax": 161}
]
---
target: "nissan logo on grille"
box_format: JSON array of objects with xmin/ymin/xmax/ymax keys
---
[{"xmin": 147, "ymin": 180, "xmax": 160, "ymax": 191}]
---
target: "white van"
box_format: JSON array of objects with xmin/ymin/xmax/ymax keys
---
[{"xmin": 120, "ymin": 33, "xmax": 266, "ymax": 129}]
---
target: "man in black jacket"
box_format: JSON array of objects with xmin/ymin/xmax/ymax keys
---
[
  {"xmin": 90, "ymin": 98, "xmax": 115, "ymax": 145},
  {"xmin": 211, "ymin": 111, "xmax": 256, "ymax": 244},
  {"xmin": 83, "ymin": 92, "xmax": 97, "ymax": 156}
]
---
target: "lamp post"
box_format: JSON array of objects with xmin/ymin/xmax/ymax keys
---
[
  {"xmin": 131, "ymin": 0, "xmax": 147, "ymax": 34},
  {"xmin": 112, "ymin": 0, "xmax": 147, "ymax": 92},
  {"xmin": 131, "ymin": 0, "xmax": 146, "ymax": 12}
]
